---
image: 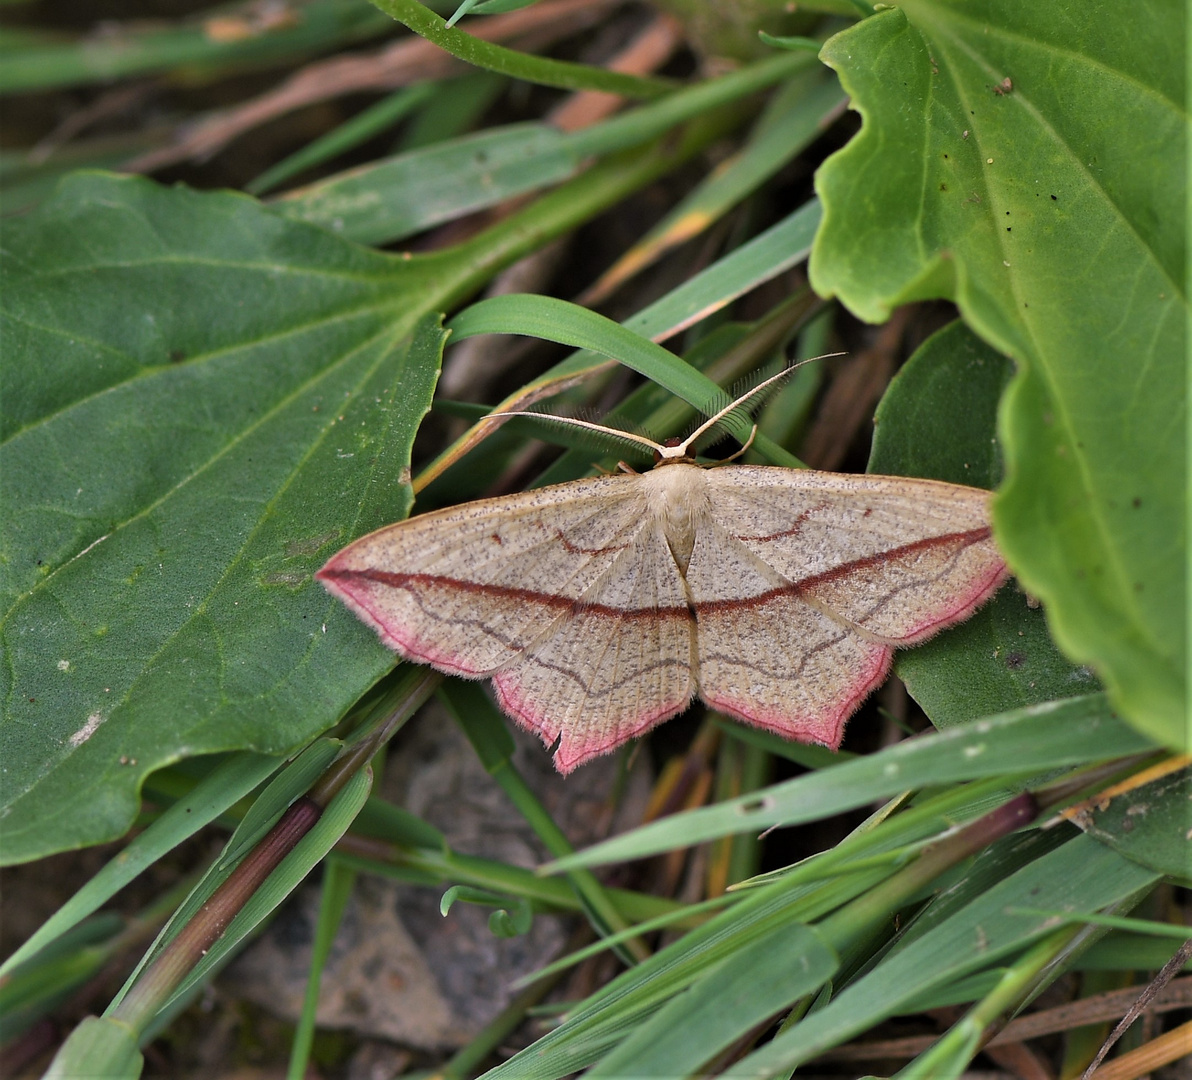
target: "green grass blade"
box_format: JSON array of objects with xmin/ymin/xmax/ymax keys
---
[
  {"xmin": 481, "ymin": 865, "xmax": 892, "ymax": 1079},
  {"xmin": 0, "ymin": 752, "xmax": 281, "ymax": 976},
  {"xmin": 141, "ymin": 767, "xmax": 372, "ymax": 1023},
  {"xmin": 286, "ymin": 857, "xmax": 357, "ymax": 1080},
  {"xmin": 248, "ymin": 84, "xmax": 437, "ymax": 196},
  {"xmin": 43, "ymin": 1016, "xmax": 142, "ymax": 1080},
  {"xmin": 0, "ymin": 0, "xmax": 391, "ymax": 92},
  {"xmin": 275, "ymin": 123, "xmax": 582, "ymax": 244},
  {"xmin": 722, "ymin": 836, "xmax": 1160, "ymax": 1077},
  {"xmin": 279, "ymin": 52, "xmax": 814, "ymax": 247},
  {"xmin": 369, "ymin": 0, "xmax": 672, "ymax": 98},
  {"xmin": 105, "ymin": 740, "xmax": 342, "ymax": 1011},
  {"xmin": 587, "ymin": 923, "xmax": 838, "ymax": 1077},
  {"xmin": 545, "ymin": 695, "xmax": 1154, "ymax": 870},
  {"xmin": 446, "ymin": 293, "xmax": 798, "ymax": 465}
]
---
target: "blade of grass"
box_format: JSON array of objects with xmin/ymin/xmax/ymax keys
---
[
  {"xmin": 722, "ymin": 836, "xmax": 1161, "ymax": 1078},
  {"xmin": 0, "ymin": 751, "xmax": 282, "ymax": 977},
  {"xmin": 415, "ymin": 198, "xmax": 821, "ymax": 489},
  {"xmin": 285, "ymin": 857, "xmax": 357, "ymax": 1080},
  {"xmin": 278, "ymin": 49, "xmax": 815, "ymax": 245},
  {"xmin": 445, "ymin": 294, "xmax": 801, "ymax": 465},
  {"xmin": 545, "ymin": 695, "xmax": 1154, "ymax": 871},
  {"xmin": 0, "ymin": 0, "xmax": 392, "ymax": 93},
  {"xmin": 369, "ymin": 0, "xmax": 673, "ymax": 98},
  {"xmin": 247, "ymin": 84, "xmax": 437, "ymax": 195},
  {"xmin": 124, "ymin": 767, "xmax": 373, "ymax": 1029},
  {"xmin": 482, "ymin": 864, "xmax": 894, "ymax": 1078},
  {"xmin": 893, "ymin": 922, "xmax": 1129, "ymax": 1080}
]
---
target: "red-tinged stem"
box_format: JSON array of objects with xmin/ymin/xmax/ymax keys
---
[
  {"xmin": 109, "ymin": 668, "xmax": 441, "ymax": 1035},
  {"xmin": 110, "ymin": 795, "xmax": 322, "ymax": 1032},
  {"xmin": 309, "ymin": 668, "xmax": 441, "ymax": 809}
]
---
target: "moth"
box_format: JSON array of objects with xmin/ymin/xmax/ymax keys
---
[{"xmin": 318, "ymin": 371, "xmax": 1007, "ymax": 772}]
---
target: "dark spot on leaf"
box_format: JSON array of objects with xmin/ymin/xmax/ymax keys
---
[
  {"xmin": 28, "ymin": 698, "xmax": 35, "ymax": 703},
  {"xmin": 1005, "ymin": 651, "xmax": 1026, "ymax": 670},
  {"xmin": 738, "ymin": 797, "xmax": 773, "ymax": 814},
  {"xmin": 940, "ymin": 183, "xmax": 947, "ymax": 191},
  {"xmin": 1132, "ymin": 497, "xmax": 1141, "ymax": 508},
  {"xmin": 1051, "ymin": 194, "xmax": 1057, "ymax": 200},
  {"xmin": 169, "ymin": 349, "xmax": 186, "ymax": 363}
]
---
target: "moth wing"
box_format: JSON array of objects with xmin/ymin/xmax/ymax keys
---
[
  {"xmin": 494, "ymin": 521, "xmax": 696, "ymax": 774},
  {"xmin": 317, "ymin": 475, "xmax": 652, "ymax": 677},
  {"xmin": 686, "ymin": 515, "xmax": 891, "ymax": 749},
  {"xmin": 702, "ymin": 467, "xmax": 1007, "ymax": 644}
]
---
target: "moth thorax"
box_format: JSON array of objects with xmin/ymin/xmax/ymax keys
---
[{"xmin": 645, "ymin": 463, "xmax": 709, "ymax": 574}]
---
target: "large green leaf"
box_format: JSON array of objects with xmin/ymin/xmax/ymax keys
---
[
  {"xmin": 810, "ymin": 2, "xmax": 1186, "ymax": 745},
  {"xmin": 0, "ymin": 175, "xmax": 442, "ymax": 861}
]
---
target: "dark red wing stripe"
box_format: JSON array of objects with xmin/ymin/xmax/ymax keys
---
[
  {"xmin": 318, "ymin": 566, "xmax": 691, "ymax": 621},
  {"xmin": 694, "ymin": 527, "xmax": 994, "ymax": 616}
]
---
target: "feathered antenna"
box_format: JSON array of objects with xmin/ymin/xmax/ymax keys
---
[
  {"xmin": 487, "ymin": 406, "xmax": 663, "ymax": 461},
  {"xmin": 674, "ymin": 354, "xmax": 840, "ymax": 460},
  {"xmin": 489, "ymin": 354, "xmax": 840, "ymax": 465}
]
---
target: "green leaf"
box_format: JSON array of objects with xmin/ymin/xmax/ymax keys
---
[
  {"xmin": 810, "ymin": 2, "xmax": 1186, "ymax": 745},
  {"xmin": 108, "ymin": 738, "xmax": 344, "ymax": 1010},
  {"xmin": 0, "ymin": 174, "xmax": 442, "ymax": 861},
  {"xmin": 870, "ymin": 320, "xmax": 1100, "ymax": 723},
  {"xmin": 1072, "ymin": 764, "xmax": 1192, "ymax": 879},
  {"xmin": 44, "ymin": 1015, "xmax": 142, "ymax": 1080}
]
